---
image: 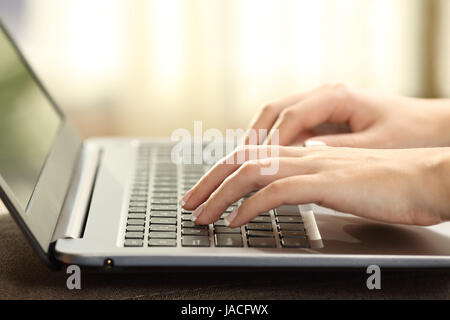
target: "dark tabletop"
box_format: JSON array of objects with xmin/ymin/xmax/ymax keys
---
[{"xmin": 0, "ymin": 214, "xmax": 448, "ymax": 300}]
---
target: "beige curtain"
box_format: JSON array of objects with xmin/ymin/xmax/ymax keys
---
[
  {"xmin": 18, "ymin": 0, "xmax": 450, "ymax": 137},
  {"xmin": 436, "ymin": 0, "xmax": 450, "ymax": 97}
]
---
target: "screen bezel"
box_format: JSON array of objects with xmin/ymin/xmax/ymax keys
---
[{"xmin": 0, "ymin": 20, "xmax": 82, "ymax": 266}]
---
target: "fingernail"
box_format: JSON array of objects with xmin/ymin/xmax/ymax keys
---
[
  {"xmin": 224, "ymin": 208, "xmax": 239, "ymax": 227},
  {"xmin": 305, "ymin": 140, "xmax": 327, "ymax": 147},
  {"xmin": 179, "ymin": 190, "xmax": 193, "ymax": 207},
  {"xmin": 191, "ymin": 204, "xmax": 205, "ymax": 222}
]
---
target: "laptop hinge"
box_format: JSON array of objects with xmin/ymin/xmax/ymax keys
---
[{"xmin": 51, "ymin": 142, "xmax": 101, "ymax": 241}]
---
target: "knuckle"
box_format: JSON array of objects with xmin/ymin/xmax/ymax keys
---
[
  {"xmin": 240, "ymin": 160, "xmax": 260, "ymax": 175},
  {"xmin": 279, "ymin": 107, "xmax": 297, "ymax": 119},
  {"xmin": 265, "ymin": 182, "xmax": 288, "ymax": 206},
  {"xmin": 329, "ymin": 82, "xmax": 353, "ymax": 102},
  {"xmin": 320, "ymin": 83, "xmax": 333, "ymax": 90},
  {"xmin": 260, "ymin": 103, "xmax": 276, "ymax": 114},
  {"xmin": 267, "ymin": 179, "xmax": 285, "ymax": 195},
  {"xmin": 332, "ymin": 82, "xmax": 350, "ymax": 90}
]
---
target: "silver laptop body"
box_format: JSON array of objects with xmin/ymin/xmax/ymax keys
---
[{"xmin": 1, "ymin": 21, "xmax": 449, "ymax": 270}]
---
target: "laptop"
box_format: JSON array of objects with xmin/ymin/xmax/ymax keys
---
[{"xmin": 1, "ymin": 21, "xmax": 449, "ymax": 270}]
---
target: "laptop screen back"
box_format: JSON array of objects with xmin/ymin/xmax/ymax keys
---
[
  {"xmin": 0, "ymin": 27, "xmax": 61, "ymax": 211},
  {"xmin": 0, "ymin": 21, "xmax": 81, "ymax": 263}
]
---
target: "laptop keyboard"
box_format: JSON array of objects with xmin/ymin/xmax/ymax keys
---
[{"xmin": 123, "ymin": 145, "xmax": 310, "ymax": 249}]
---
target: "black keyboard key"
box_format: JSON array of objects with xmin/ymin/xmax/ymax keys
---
[
  {"xmin": 278, "ymin": 223, "xmax": 305, "ymax": 231},
  {"xmin": 125, "ymin": 232, "xmax": 144, "ymax": 239},
  {"xmin": 128, "ymin": 213, "xmax": 146, "ymax": 219},
  {"xmin": 132, "ymin": 188, "xmax": 148, "ymax": 193},
  {"xmin": 248, "ymin": 237, "xmax": 276, "ymax": 248},
  {"xmin": 151, "ymin": 204, "xmax": 178, "ymax": 211},
  {"xmin": 124, "ymin": 239, "xmax": 144, "ymax": 247},
  {"xmin": 182, "ymin": 236, "xmax": 210, "ymax": 247},
  {"xmin": 153, "ymin": 186, "xmax": 177, "ymax": 191},
  {"xmin": 150, "ymin": 211, "xmax": 177, "ymax": 218},
  {"xmin": 131, "ymin": 191, "xmax": 148, "ymax": 197},
  {"xmin": 279, "ymin": 230, "xmax": 307, "ymax": 237},
  {"xmin": 133, "ymin": 186, "xmax": 148, "ymax": 190},
  {"xmin": 127, "ymin": 219, "xmax": 145, "ymax": 226},
  {"xmin": 152, "ymin": 192, "xmax": 178, "ymax": 198},
  {"xmin": 275, "ymin": 211, "xmax": 301, "ymax": 216},
  {"xmin": 183, "ymin": 176, "xmax": 200, "ymax": 181},
  {"xmin": 129, "ymin": 207, "xmax": 146, "ymax": 213},
  {"xmin": 183, "ymin": 182, "xmax": 198, "ymax": 188},
  {"xmin": 153, "ymin": 183, "xmax": 177, "ymax": 188},
  {"xmin": 130, "ymin": 196, "xmax": 147, "ymax": 202},
  {"xmin": 277, "ymin": 216, "xmax": 303, "ymax": 224},
  {"xmin": 246, "ymin": 223, "xmax": 273, "ymax": 231},
  {"xmin": 251, "ymin": 216, "xmax": 272, "ymax": 223},
  {"xmin": 181, "ymin": 214, "xmax": 193, "ymax": 221},
  {"xmin": 247, "ymin": 230, "xmax": 274, "ymax": 238},
  {"xmin": 149, "ymin": 232, "xmax": 177, "ymax": 239},
  {"xmin": 153, "ymin": 177, "xmax": 177, "ymax": 182},
  {"xmin": 281, "ymin": 237, "xmax": 309, "ymax": 248},
  {"xmin": 133, "ymin": 182, "xmax": 149, "ymax": 187},
  {"xmin": 214, "ymin": 226, "xmax": 241, "ymax": 234},
  {"xmin": 150, "ymin": 224, "xmax": 176, "ymax": 232},
  {"xmin": 215, "ymin": 234, "xmax": 243, "ymax": 247},
  {"xmin": 150, "ymin": 217, "xmax": 177, "ymax": 225},
  {"xmin": 275, "ymin": 206, "xmax": 301, "ymax": 216},
  {"xmin": 213, "ymin": 220, "xmax": 227, "ymax": 227},
  {"xmin": 148, "ymin": 239, "xmax": 177, "ymax": 247},
  {"xmin": 126, "ymin": 225, "xmax": 145, "ymax": 232},
  {"xmin": 182, "ymin": 228, "xmax": 209, "ymax": 236},
  {"xmin": 151, "ymin": 198, "xmax": 178, "ymax": 205},
  {"xmin": 153, "ymin": 176, "xmax": 178, "ymax": 181},
  {"xmin": 182, "ymin": 221, "xmax": 208, "ymax": 229},
  {"xmin": 129, "ymin": 202, "xmax": 147, "ymax": 207}
]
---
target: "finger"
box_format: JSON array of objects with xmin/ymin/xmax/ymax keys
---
[
  {"xmin": 182, "ymin": 146, "xmax": 302, "ymax": 210},
  {"xmin": 243, "ymin": 87, "xmax": 325, "ymax": 145},
  {"xmin": 194, "ymin": 158, "xmax": 321, "ymax": 225},
  {"xmin": 265, "ymin": 88, "xmax": 355, "ymax": 146},
  {"xmin": 226, "ymin": 175, "xmax": 328, "ymax": 227},
  {"xmin": 305, "ymin": 131, "xmax": 379, "ymax": 148}
]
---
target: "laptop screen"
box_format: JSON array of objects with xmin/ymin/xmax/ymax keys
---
[{"xmin": 0, "ymin": 27, "xmax": 61, "ymax": 211}]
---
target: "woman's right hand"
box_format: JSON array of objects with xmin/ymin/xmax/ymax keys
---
[{"xmin": 243, "ymin": 83, "xmax": 450, "ymax": 149}]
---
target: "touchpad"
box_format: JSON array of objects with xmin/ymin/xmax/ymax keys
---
[{"xmin": 311, "ymin": 206, "xmax": 450, "ymax": 256}]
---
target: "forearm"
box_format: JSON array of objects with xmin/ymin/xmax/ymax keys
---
[
  {"xmin": 421, "ymin": 99, "xmax": 450, "ymax": 147},
  {"xmin": 428, "ymin": 147, "xmax": 450, "ymax": 222}
]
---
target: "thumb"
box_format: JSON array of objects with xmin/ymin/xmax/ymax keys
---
[{"xmin": 305, "ymin": 132, "xmax": 376, "ymax": 148}]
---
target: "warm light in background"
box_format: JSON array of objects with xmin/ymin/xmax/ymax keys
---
[
  {"xmin": 0, "ymin": 0, "xmax": 448, "ymax": 138},
  {"xmin": 151, "ymin": 0, "xmax": 185, "ymax": 92}
]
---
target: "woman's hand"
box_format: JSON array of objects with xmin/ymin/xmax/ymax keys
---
[
  {"xmin": 243, "ymin": 83, "xmax": 450, "ymax": 148},
  {"xmin": 181, "ymin": 145, "xmax": 450, "ymax": 227}
]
